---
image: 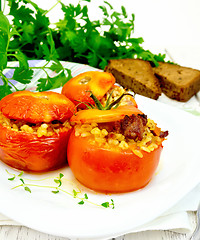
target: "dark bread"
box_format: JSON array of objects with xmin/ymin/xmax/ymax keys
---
[
  {"xmin": 154, "ymin": 62, "xmax": 200, "ymax": 102},
  {"xmin": 104, "ymin": 59, "xmax": 162, "ymax": 100}
]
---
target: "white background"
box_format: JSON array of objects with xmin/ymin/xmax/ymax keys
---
[{"xmin": 29, "ymin": 0, "xmax": 200, "ymax": 69}]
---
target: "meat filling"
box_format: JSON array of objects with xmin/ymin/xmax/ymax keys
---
[
  {"xmin": 121, "ymin": 114, "xmax": 147, "ymax": 140},
  {"xmin": 98, "ymin": 114, "xmax": 168, "ymax": 141}
]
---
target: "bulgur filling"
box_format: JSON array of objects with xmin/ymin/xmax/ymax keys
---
[
  {"xmin": 101, "ymin": 85, "xmax": 135, "ymax": 107},
  {"xmin": 0, "ymin": 112, "xmax": 71, "ymax": 137},
  {"xmin": 74, "ymin": 115, "xmax": 168, "ymax": 158}
]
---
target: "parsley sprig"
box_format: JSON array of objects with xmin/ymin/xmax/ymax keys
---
[
  {"xmin": 0, "ymin": 0, "xmax": 166, "ymax": 100},
  {"xmin": 6, "ymin": 170, "xmax": 115, "ymax": 209}
]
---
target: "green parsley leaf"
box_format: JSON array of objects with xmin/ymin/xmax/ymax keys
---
[
  {"xmin": 21, "ymin": 22, "xmax": 34, "ymax": 43},
  {"xmin": 12, "ymin": 51, "xmax": 29, "ymax": 69},
  {"xmin": 36, "ymin": 75, "xmax": 52, "ymax": 92},
  {"xmin": 49, "ymin": 61, "xmax": 63, "ymax": 73},
  {"xmin": 36, "ymin": 70, "xmax": 71, "ymax": 92},
  {"xmin": 0, "ymin": 85, "xmax": 12, "ymax": 100},
  {"xmin": 12, "ymin": 68, "xmax": 33, "ymax": 83},
  {"xmin": 0, "ymin": 11, "xmax": 10, "ymax": 70},
  {"xmin": 45, "ymin": 30, "xmax": 59, "ymax": 61}
]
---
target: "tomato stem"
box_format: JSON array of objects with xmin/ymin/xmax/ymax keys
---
[{"xmin": 89, "ymin": 91, "xmax": 135, "ymax": 110}]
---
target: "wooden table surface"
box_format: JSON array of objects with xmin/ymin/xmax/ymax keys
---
[
  {"xmin": 0, "ymin": 212, "xmax": 197, "ymax": 240},
  {"xmin": 0, "ymin": 226, "xmax": 194, "ymax": 240}
]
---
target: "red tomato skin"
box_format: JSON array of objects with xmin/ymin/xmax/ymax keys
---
[
  {"xmin": 0, "ymin": 91, "xmax": 75, "ymax": 123},
  {"xmin": 67, "ymin": 130, "xmax": 163, "ymax": 193},
  {"xmin": 61, "ymin": 71, "xmax": 115, "ymax": 109},
  {"xmin": 70, "ymin": 105, "xmax": 143, "ymax": 124},
  {"xmin": 0, "ymin": 124, "xmax": 72, "ymax": 172}
]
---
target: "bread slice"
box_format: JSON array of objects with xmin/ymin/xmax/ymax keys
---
[
  {"xmin": 154, "ymin": 62, "xmax": 200, "ymax": 102},
  {"xmin": 104, "ymin": 59, "xmax": 161, "ymax": 100}
]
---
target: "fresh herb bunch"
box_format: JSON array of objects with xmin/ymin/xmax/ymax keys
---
[
  {"xmin": 0, "ymin": 0, "xmax": 166, "ymax": 100},
  {"xmin": 7, "ymin": 0, "xmax": 165, "ymax": 66},
  {"xmin": 0, "ymin": 0, "xmax": 73, "ymax": 99}
]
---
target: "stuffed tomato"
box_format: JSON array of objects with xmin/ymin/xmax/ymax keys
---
[
  {"xmin": 0, "ymin": 91, "xmax": 75, "ymax": 172},
  {"xmin": 62, "ymin": 71, "xmax": 115, "ymax": 109},
  {"xmin": 68, "ymin": 105, "xmax": 168, "ymax": 193},
  {"xmin": 61, "ymin": 71, "xmax": 137, "ymax": 109}
]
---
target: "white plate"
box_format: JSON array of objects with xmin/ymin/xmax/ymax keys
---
[{"xmin": 0, "ymin": 94, "xmax": 200, "ymax": 240}]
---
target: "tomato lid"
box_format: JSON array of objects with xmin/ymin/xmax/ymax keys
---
[
  {"xmin": 0, "ymin": 91, "xmax": 76, "ymax": 123},
  {"xmin": 70, "ymin": 105, "xmax": 143, "ymax": 124},
  {"xmin": 61, "ymin": 71, "xmax": 115, "ymax": 108}
]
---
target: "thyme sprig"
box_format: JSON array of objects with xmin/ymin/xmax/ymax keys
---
[
  {"xmin": 89, "ymin": 91, "xmax": 134, "ymax": 110},
  {"xmin": 6, "ymin": 170, "xmax": 115, "ymax": 209}
]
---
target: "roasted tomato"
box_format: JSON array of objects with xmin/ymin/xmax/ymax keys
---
[
  {"xmin": 61, "ymin": 71, "xmax": 115, "ymax": 109},
  {"xmin": 102, "ymin": 85, "xmax": 138, "ymax": 108},
  {"xmin": 0, "ymin": 90, "xmax": 75, "ymax": 123},
  {"xmin": 0, "ymin": 124, "xmax": 71, "ymax": 172},
  {"xmin": 68, "ymin": 106, "xmax": 167, "ymax": 193},
  {"xmin": 70, "ymin": 105, "xmax": 143, "ymax": 123},
  {"xmin": 0, "ymin": 91, "xmax": 76, "ymax": 172}
]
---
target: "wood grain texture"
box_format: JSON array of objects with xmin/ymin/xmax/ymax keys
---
[
  {"xmin": 0, "ymin": 212, "xmax": 196, "ymax": 240},
  {"xmin": 0, "ymin": 226, "xmax": 192, "ymax": 240}
]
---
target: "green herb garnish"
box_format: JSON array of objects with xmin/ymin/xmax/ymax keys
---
[
  {"xmin": 89, "ymin": 91, "xmax": 134, "ymax": 110},
  {"xmin": 0, "ymin": 0, "xmax": 165, "ymax": 100},
  {"xmin": 6, "ymin": 169, "xmax": 115, "ymax": 209}
]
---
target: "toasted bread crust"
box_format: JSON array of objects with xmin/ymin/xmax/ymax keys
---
[
  {"xmin": 104, "ymin": 59, "xmax": 162, "ymax": 100},
  {"xmin": 154, "ymin": 62, "xmax": 200, "ymax": 102}
]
